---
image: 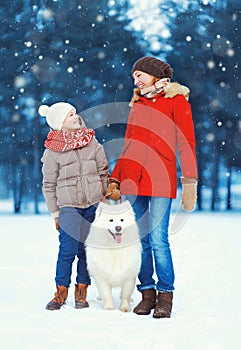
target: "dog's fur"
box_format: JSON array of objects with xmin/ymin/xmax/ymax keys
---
[{"xmin": 85, "ymin": 200, "xmax": 141, "ymax": 312}]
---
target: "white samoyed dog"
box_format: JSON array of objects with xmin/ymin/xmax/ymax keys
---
[{"xmin": 85, "ymin": 200, "xmax": 141, "ymax": 312}]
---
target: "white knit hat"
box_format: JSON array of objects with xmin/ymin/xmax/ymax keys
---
[{"xmin": 38, "ymin": 102, "xmax": 76, "ymax": 130}]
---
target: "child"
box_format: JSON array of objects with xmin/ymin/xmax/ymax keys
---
[{"xmin": 39, "ymin": 102, "xmax": 109, "ymax": 310}]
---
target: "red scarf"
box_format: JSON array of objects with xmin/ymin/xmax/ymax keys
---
[{"xmin": 44, "ymin": 128, "xmax": 95, "ymax": 152}]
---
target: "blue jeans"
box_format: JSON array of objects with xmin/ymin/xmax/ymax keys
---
[
  {"xmin": 127, "ymin": 195, "xmax": 174, "ymax": 293},
  {"xmin": 55, "ymin": 206, "xmax": 96, "ymax": 287}
]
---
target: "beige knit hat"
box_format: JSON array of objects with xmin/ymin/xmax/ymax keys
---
[
  {"xmin": 38, "ymin": 102, "xmax": 76, "ymax": 130},
  {"xmin": 132, "ymin": 56, "xmax": 173, "ymax": 79}
]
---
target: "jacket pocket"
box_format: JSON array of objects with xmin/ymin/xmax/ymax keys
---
[
  {"xmin": 56, "ymin": 178, "xmax": 78, "ymax": 206},
  {"xmin": 86, "ymin": 175, "xmax": 103, "ymax": 203}
]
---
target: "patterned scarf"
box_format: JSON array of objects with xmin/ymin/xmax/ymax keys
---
[
  {"xmin": 140, "ymin": 78, "xmax": 170, "ymax": 98},
  {"xmin": 44, "ymin": 127, "xmax": 95, "ymax": 152},
  {"xmin": 129, "ymin": 78, "xmax": 171, "ymax": 106}
]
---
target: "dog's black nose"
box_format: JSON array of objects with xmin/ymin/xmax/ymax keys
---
[{"xmin": 115, "ymin": 226, "xmax": 122, "ymax": 232}]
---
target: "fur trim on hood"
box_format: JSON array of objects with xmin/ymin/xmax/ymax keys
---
[
  {"xmin": 164, "ymin": 82, "xmax": 190, "ymax": 100},
  {"xmin": 129, "ymin": 82, "xmax": 190, "ymax": 106}
]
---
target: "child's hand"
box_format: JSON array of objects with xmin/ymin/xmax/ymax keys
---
[{"xmin": 55, "ymin": 217, "xmax": 60, "ymax": 231}]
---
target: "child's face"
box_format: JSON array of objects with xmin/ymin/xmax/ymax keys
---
[
  {"xmin": 133, "ymin": 70, "xmax": 155, "ymax": 90},
  {"xmin": 61, "ymin": 109, "xmax": 80, "ymax": 131}
]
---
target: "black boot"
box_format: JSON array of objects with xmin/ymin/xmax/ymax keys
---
[
  {"xmin": 133, "ymin": 289, "xmax": 156, "ymax": 315},
  {"xmin": 46, "ymin": 286, "xmax": 68, "ymax": 311},
  {"xmin": 153, "ymin": 292, "xmax": 173, "ymax": 318}
]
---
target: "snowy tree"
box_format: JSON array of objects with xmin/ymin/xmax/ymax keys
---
[
  {"xmin": 0, "ymin": 0, "xmax": 240, "ymax": 212},
  {"xmin": 167, "ymin": 0, "xmax": 241, "ymax": 209},
  {"xmin": 109, "ymin": 0, "xmax": 241, "ymax": 210},
  {"xmin": 108, "ymin": 0, "xmax": 210, "ymax": 59},
  {"xmin": 0, "ymin": 0, "xmax": 143, "ymax": 213}
]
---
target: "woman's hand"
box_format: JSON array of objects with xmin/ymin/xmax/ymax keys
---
[{"xmin": 181, "ymin": 183, "xmax": 197, "ymax": 212}]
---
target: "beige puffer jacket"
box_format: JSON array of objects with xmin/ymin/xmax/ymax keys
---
[{"xmin": 41, "ymin": 137, "xmax": 109, "ymax": 218}]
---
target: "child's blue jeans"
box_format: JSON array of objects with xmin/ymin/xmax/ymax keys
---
[{"xmin": 55, "ymin": 206, "xmax": 96, "ymax": 287}]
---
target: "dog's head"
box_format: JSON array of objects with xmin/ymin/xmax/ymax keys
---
[{"xmin": 93, "ymin": 201, "xmax": 136, "ymax": 244}]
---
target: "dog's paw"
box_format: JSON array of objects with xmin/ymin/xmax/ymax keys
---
[
  {"xmin": 104, "ymin": 302, "xmax": 114, "ymax": 310},
  {"xmin": 120, "ymin": 301, "xmax": 131, "ymax": 312},
  {"xmin": 104, "ymin": 306, "xmax": 115, "ymax": 310},
  {"xmin": 120, "ymin": 306, "xmax": 130, "ymax": 312}
]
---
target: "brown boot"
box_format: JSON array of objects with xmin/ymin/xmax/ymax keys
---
[
  {"xmin": 46, "ymin": 286, "xmax": 68, "ymax": 310},
  {"xmin": 153, "ymin": 292, "xmax": 173, "ymax": 318},
  {"xmin": 133, "ymin": 289, "xmax": 156, "ymax": 315},
  {"xmin": 75, "ymin": 283, "xmax": 89, "ymax": 309}
]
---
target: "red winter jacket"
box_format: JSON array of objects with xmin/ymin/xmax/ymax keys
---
[{"xmin": 110, "ymin": 83, "xmax": 198, "ymax": 198}]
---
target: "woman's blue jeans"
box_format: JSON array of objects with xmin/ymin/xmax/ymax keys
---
[
  {"xmin": 55, "ymin": 206, "xmax": 96, "ymax": 287},
  {"xmin": 127, "ymin": 195, "xmax": 174, "ymax": 293}
]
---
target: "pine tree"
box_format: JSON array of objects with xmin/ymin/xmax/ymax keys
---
[{"xmin": 0, "ymin": 0, "xmax": 144, "ymax": 213}]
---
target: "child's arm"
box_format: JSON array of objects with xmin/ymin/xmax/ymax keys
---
[
  {"xmin": 95, "ymin": 142, "xmax": 110, "ymax": 194},
  {"xmin": 41, "ymin": 149, "xmax": 59, "ymax": 218}
]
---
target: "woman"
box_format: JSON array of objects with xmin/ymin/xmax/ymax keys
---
[
  {"xmin": 106, "ymin": 56, "xmax": 198, "ymax": 318},
  {"xmin": 39, "ymin": 102, "xmax": 109, "ymax": 310}
]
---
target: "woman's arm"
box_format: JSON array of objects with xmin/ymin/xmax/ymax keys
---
[{"xmin": 172, "ymin": 95, "xmax": 198, "ymax": 180}]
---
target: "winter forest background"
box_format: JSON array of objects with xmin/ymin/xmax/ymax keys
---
[{"xmin": 0, "ymin": 0, "xmax": 241, "ymax": 214}]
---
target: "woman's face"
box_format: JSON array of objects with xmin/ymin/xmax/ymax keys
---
[
  {"xmin": 133, "ymin": 70, "xmax": 155, "ymax": 90},
  {"xmin": 61, "ymin": 109, "xmax": 80, "ymax": 131}
]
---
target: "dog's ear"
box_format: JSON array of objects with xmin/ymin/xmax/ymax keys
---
[
  {"xmin": 128, "ymin": 206, "xmax": 135, "ymax": 218},
  {"xmin": 95, "ymin": 203, "xmax": 103, "ymax": 218}
]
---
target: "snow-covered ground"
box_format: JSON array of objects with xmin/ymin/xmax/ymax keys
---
[{"xmin": 0, "ymin": 212, "xmax": 240, "ymax": 350}]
